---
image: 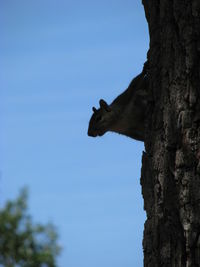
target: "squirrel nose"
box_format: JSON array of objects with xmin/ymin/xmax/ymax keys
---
[{"xmin": 87, "ymin": 129, "xmax": 97, "ymax": 137}]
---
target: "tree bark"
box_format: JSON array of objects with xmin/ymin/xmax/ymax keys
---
[{"xmin": 141, "ymin": 0, "xmax": 200, "ymax": 266}]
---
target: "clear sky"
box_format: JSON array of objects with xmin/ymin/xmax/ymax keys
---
[{"xmin": 0, "ymin": 1, "xmax": 149, "ymax": 266}]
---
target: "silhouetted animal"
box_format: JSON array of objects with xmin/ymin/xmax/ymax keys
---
[{"xmin": 88, "ymin": 68, "xmax": 149, "ymax": 141}]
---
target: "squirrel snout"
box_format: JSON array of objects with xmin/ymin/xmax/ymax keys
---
[{"xmin": 87, "ymin": 129, "xmax": 97, "ymax": 137}]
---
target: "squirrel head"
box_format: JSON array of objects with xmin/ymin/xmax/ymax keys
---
[{"xmin": 88, "ymin": 99, "xmax": 114, "ymax": 137}]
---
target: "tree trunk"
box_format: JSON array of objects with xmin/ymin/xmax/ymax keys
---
[{"xmin": 141, "ymin": 1, "xmax": 200, "ymax": 266}]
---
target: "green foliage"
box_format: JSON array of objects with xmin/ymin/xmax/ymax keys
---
[{"xmin": 0, "ymin": 188, "xmax": 61, "ymax": 267}]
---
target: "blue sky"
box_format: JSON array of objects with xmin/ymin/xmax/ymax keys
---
[{"xmin": 0, "ymin": 1, "xmax": 149, "ymax": 266}]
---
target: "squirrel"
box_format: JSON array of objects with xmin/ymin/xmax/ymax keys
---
[{"xmin": 87, "ymin": 64, "xmax": 149, "ymax": 141}]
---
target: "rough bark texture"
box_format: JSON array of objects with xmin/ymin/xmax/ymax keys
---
[{"xmin": 141, "ymin": 1, "xmax": 200, "ymax": 266}]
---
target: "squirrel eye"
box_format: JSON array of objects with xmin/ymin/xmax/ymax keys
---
[{"xmin": 95, "ymin": 115, "xmax": 102, "ymax": 122}]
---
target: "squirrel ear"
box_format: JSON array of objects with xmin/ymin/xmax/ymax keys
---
[
  {"xmin": 99, "ymin": 99, "xmax": 111, "ymax": 112},
  {"xmin": 92, "ymin": 107, "xmax": 97, "ymax": 113}
]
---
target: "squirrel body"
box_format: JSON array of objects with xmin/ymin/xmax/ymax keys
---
[{"xmin": 88, "ymin": 66, "xmax": 149, "ymax": 141}]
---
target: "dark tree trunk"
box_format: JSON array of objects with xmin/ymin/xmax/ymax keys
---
[{"xmin": 141, "ymin": 0, "xmax": 200, "ymax": 266}]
